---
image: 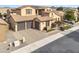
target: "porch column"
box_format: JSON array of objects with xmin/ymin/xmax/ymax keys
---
[
  {"xmin": 40, "ymin": 22, "xmax": 44, "ymax": 31},
  {"xmin": 15, "ymin": 23, "xmax": 17, "ymax": 32},
  {"xmin": 36, "ymin": 10, "xmax": 39, "ymax": 15},
  {"xmin": 25, "ymin": 22, "xmax": 27, "ymax": 29},
  {"xmin": 40, "ymin": 22, "xmax": 42, "ymax": 31},
  {"xmin": 49, "ymin": 21, "xmax": 52, "ymax": 28},
  {"xmin": 33, "ymin": 21, "xmax": 35, "ymax": 29}
]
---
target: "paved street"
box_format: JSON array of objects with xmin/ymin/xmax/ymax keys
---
[{"xmin": 33, "ymin": 29, "xmax": 79, "ymax": 53}]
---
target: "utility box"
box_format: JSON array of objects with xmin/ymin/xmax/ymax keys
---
[{"xmin": 13, "ymin": 40, "xmax": 20, "ymax": 47}]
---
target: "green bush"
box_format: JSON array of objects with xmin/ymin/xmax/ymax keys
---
[
  {"xmin": 47, "ymin": 28, "xmax": 55, "ymax": 32},
  {"xmin": 63, "ymin": 24, "xmax": 71, "ymax": 30}
]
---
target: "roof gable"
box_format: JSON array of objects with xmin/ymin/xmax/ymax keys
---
[{"xmin": 16, "ymin": 5, "xmax": 50, "ymax": 9}]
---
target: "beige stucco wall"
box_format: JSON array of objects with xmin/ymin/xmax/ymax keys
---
[
  {"xmin": 49, "ymin": 12, "xmax": 61, "ymax": 22},
  {"xmin": 40, "ymin": 22, "xmax": 46, "ymax": 31},
  {"xmin": 49, "ymin": 12, "xmax": 53, "ymax": 17},
  {"xmin": 40, "ymin": 21, "xmax": 52, "ymax": 31},
  {"xmin": 0, "ymin": 24, "xmax": 8, "ymax": 42},
  {"xmin": 51, "ymin": 20, "xmax": 56, "ymax": 23},
  {"xmin": 15, "ymin": 9, "xmax": 21, "ymax": 15},
  {"xmin": 21, "ymin": 7, "xmax": 36, "ymax": 16}
]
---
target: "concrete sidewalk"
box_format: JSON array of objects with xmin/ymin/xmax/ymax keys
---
[{"xmin": 11, "ymin": 25, "xmax": 79, "ymax": 53}]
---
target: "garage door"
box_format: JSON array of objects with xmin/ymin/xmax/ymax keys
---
[
  {"xmin": 27, "ymin": 21, "xmax": 33, "ymax": 29},
  {"xmin": 17, "ymin": 22, "xmax": 25, "ymax": 31},
  {"xmin": 35, "ymin": 21, "xmax": 40, "ymax": 30}
]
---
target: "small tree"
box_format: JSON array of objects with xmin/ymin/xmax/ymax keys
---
[
  {"xmin": 64, "ymin": 10, "xmax": 76, "ymax": 21},
  {"xmin": 56, "ymin": 7, "xmax": 63, "ymax": 11}
]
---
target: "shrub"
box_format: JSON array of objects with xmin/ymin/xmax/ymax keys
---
[
  {"xmin": 63, "ymin": 24, "xmax": 71, "ymax": 30},
  {"xmin": 60, "ymin": 24, "xmax": 71, "ymax": 31},
  {"xmin": 47, "ymin": 28, "xmax": 55, "ymax": 32}
]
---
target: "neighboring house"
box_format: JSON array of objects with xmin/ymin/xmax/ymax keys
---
[
  {"xmin": 0, "ymin": 8, "xmax": 10, "ymax": 19},
  {"xmin": 0, "ymin": 19, "xmax": 8, "ymax": 42},
  {"xmin": 0, "ymin": 8, "xmax": 9, "ymax": 14},
  {"xmin": 9, "ymin": 14, "xmax": 53, "ymax": 31},
  {"xmin": 42, "ymin": 10, "xmax": 64, "ymax": 22}
]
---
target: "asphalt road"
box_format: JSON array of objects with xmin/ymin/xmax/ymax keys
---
[{"xmin": 33, "ymin": 29, "xmax": 79, "ymax": 53}]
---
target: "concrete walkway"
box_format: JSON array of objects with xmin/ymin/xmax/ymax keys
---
[{"xmin": 11, "ymin": 25, "xmax": 79, "ymax": 53}]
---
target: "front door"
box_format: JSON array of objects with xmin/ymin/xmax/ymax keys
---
[{"xmin": 35, "ymin": 21, "xmax": 40, "ymax": 30}]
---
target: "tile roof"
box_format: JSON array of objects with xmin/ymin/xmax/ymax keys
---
[
  {"xmin": 52, "ymin": 10, "xmax": 64, "ymax": 16},
  {"xmin": 0, "ymin": 18, "xmax": 8, "ymax": 25},
  {"xmin": 0, "ymin": 8, "xmax": 10, "ymax": 14},
  {"xmin": 35, "ymin": 16, "xmax": 53, "ymax": 21},
  {"xmin": 11, "ymin": 14, "xmax": 36, "ymax": 22},
  {"xmin": 10, "ymin": 14, "xmax": 53, "ymax": 22},
  {"xmin": 16, "ymin": 5, "xmax": 49, "ymax": 9},
  {"xmin": 43, "ymin": 10, "xmax": 64, "ymax": 16}
]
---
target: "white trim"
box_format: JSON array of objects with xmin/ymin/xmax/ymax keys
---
[{"xmin": 15, "ymin": 23, "xmax": 17, "ymax": 32}]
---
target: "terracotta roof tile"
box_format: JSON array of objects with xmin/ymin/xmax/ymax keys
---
[
  {"xmin": 16, "ymin": 5, "xmax": 49, "ymax": 9},
  {"xmin": 11, "ymin": 14, "xmax": 36, "ymax": 22},
  {"xmin": 43, "ymin": 10, "xmax": 64, "ymax": 16},
  {"xmin": 0, "ymin": 19, "xmax": 8, "ymax": 25},
  {"xmin": 35, "ymin": 16, "xmax": 53, "ymax": 21},
  {"xmin": 11, "ymin": 14, "xmax": 53, "ymax": 22}
]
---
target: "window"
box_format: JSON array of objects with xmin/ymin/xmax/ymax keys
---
[
  {"xmin": 26, "ymin": 9, "xmax": 32, "ymax": 14},
  {"xmin": 47, "ymin": 9, "xmax": 49, "ymax": 11},
  {"xmin": 46, "ymin": 21, "xmax": 50, "ymax": 26},
  {"xmin": 52, "ymin": 13, "xmax": 53, "ymax": 15},
  {"xmin": 47, "ymin": 9, "xmax": 51, "ymax": 11},
  {"xmin": 58, "ymin": 18, "xmax": 60, "ymax": 21}
]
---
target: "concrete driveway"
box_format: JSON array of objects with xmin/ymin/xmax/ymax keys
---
[
  {"xmin": 0, "ymin": 29, "xmax": 60, "ymax": 53},
  {"xmin": 10, "ymin": 29, "xmax": 48, "ymax": 44},
  {"xmin": 7, "ymin": 29, "xmax": 60, "ymax": 44},
  {"xmin": 33, "ymin": 29, "xmax": 79, "ymax": 53}
]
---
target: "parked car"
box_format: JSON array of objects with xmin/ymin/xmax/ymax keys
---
[{"xmin": 64, "ymin": 20, "xmax": 75, "ymax": 25}]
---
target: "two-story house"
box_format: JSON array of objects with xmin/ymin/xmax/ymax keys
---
[{"xmin": 7, "ymin": 5, "xmax": 64, "ymax": 32}]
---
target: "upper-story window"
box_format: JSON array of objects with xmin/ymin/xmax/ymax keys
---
[
  {"xmin": 52, "ymin": 13, "xmax": 53, "ymax": 15},
  {"xmin": 26, "ymin": 9, "xmax": 32, "ymax": 14},
  {"xmin": 47, "ymin": 9, "xmax": 49, "ymax": 11},
  {"xmin": 47, "ymin": 9, "xmax": 51, "ymax": 11},
  {"xmin": 58, "ymin": 18, "xmax": 60, "ymax": 21}
]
